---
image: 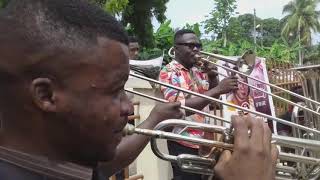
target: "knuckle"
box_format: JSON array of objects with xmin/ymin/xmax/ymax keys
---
[
  {"xmin": 253, "ymin": 146, "xmax": 266, "ymax": 158},
  {"xmin": 237, "ymin": 142, "xmax": 250, "ymax": 154}
]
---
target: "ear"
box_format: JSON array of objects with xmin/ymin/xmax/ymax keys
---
[{"xmin": 30, "ymin": 78, "xmax": 58, "ymax": 112}]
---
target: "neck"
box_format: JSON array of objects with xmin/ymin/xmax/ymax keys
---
[
  {"xmin": 234, "ymin": 94, "xmax": 247, "ymax": 104},
  {"xmin": 0, "ymin": 107, "xmax": 69, "ymax": 164},
  {"xmin": 175, "ymin": 57, "xmax": 191, "ymax": 69}
]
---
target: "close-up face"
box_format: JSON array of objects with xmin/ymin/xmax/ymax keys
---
[
  {"xmin": 129, "ymin": 42, "xmax": 140, "ymax": 60},
  {"xmin": 45, "ymin": 38, "xmax": 132, "ymax": 163},
  {"xmin": 174, "ymin": 33, "xmax": 202, "ymax": 69},
  {"xmin": 235, "ymin": 75, "xmax": 249, "ymax": 100}
]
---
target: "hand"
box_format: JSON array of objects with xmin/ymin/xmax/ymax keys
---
[
  {"xmin": 149, "ymin": 102, "xmax": 184, "ymax": 124},
  {"xmin": 214, "ymin": 116, "xmax": 278, "ymax": 180},
  {"xmin": 202, "ymin": 61, "xmax": 218, "ymax": 79},
  {"xmin": 216, "ymin": 76, "xmax": 238, "ymax": 94}
]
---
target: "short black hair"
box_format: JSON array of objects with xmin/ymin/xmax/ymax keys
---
[
  {"xmin": 0, "ymin": 0, "xmax": 129, "ymax": 80},
  {"xmin": 129, "ymin": 36, "xmax": 139, "ymax": 43},
  {"xmin": 174, "ymin": 29, "xmax": 196, "ymax": 44},
  {"xmin": 2, "ymin": 0, "xmax": 128, "ymax": 46}
]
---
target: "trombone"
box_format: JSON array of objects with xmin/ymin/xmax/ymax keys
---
[
  {"xmin": 168, "ymin": 47, "xmax": 320, "ymax": 117},
  {"xmin": 126, "ymin": 49, "xmax": 320, "ymax": 179}
]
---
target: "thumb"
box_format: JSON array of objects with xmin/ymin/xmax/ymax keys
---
[
  {"xmin": 214, "ymin": 150, "xmax": 232, "ymax": 173},
  {"xmin": 170, "ymin": 101, "xmax": 181, "ymax": 108}
]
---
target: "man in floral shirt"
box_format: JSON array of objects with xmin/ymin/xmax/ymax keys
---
[{"xmin": 159, "ymin": 29, "xmax": 239, "ymax": 180}]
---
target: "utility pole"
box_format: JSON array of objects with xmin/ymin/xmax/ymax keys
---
[
  {"xmin": 253, "ymin": 8, "xmax": 257, "ymax": 52},
  {"xmin": 261, "ymin": 23, "xmax": 263, "ymax": 47}
]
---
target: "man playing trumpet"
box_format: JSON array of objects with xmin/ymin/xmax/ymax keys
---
[{"xmin": 0, "ymin": 1, "xmax": 277, "ymax": 180}]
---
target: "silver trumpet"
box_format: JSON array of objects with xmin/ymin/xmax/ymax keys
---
[{"xmin": 123, "ymin": 119, "xmax": 320, "ymax": 177}]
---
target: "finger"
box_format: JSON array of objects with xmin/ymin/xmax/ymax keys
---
[
  {"xmin": 271, "ymin": 144, "xmax": 279, "ymax": 166},
  {"xmin": 177, "ymin": 109, "xmax": 185, "ymax": 119},
  {"xmin": 263, "ymin": 122, "xmax": 272, "ymax": 151},
  {"xmin": 249, "ymin": 116, "xmax": 264, "ymax": 149},
  {"xmin": 170, "ymin": 101, "xmax": 181, "ymax": 108},
  {"xmin": 231, "ymin": 115, "xmax": 249, "ymax": 152}
]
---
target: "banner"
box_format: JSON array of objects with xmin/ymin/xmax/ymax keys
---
[{"xmin": 218, "ymin": 57, "xmax": 277, "ymax": 134}]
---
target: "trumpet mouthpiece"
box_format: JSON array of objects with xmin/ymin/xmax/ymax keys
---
[{"xmin": 122, "ymin": 124, "xmax": 136, "ymax": 136}]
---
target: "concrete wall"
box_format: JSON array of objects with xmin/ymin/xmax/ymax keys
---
[{"xmin": 125, "ymin": 77, "xmax": 173, "ymax": 180}]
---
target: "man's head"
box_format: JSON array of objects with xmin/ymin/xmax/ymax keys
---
[
  {"xmin": 174, "ymin": 29, "xmax": 202, "ymax": 69},
  {"xmin": 128, "ymin": 36, "xmax": 140, "ymax": 60},
  {"xmin": 0, "ymin": 0, "xmax": 132, "ymax": 166}
]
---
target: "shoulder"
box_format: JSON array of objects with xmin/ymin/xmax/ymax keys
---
[{"xmin": 0, "ymin": 160, "xmax": 44, "ymax": 180}]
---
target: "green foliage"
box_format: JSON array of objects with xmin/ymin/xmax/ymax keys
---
[
  {"xmin": 203, "ymin": 0, "xmax": 237, "ymax": 47},
  {"xmin": 92, "ymin": 0, "xmax": 169, "ymax": 48},
  {"xmin": 104, "ymin": 0, "xmax": 129, "ymax": 16},
  {"xmin": 183, "ymin": 23, "xmax": 201, "ymax": 38},
  {"xmin": 138, "ymin": 48, "xmax": 163, "ymax": 60},
  {"xmin": 122, "ymin": 0, "xmax": 169, "ymax": 48},
  {"xmin": 154, "ymin": 20, "xmax": 174, "ymax": 51},
  {"xmin": 281, "ymin": 0, "xmax": 320, "ymax": 46},
  {"xmin": 259, "ymin": 18, "xmax": 282, "ymax": 47},
  {"xmin": 0, "ymin": 0, "xmax": 8, "ymax": 8}
]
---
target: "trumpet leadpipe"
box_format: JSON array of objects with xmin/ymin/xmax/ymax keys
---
[
  {"xmin": 123, "ymin": 123, "xmax": 233, "ymax": 150},
  {"xmin": 123, "ymin": 120, "xmax": 320, "ymax": 166}
]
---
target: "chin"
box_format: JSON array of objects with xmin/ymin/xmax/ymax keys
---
[{"xmin": 99, "ymin": 146, "xmax": 117, "ymax": 162}]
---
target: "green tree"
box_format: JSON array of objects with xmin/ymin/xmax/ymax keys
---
[
  {"xmin": 154, "ymin": 20, "xmax": 174, "ymax": 51},
  {"xmin": 281, "ymin": 0, "xmax": 320, "ymax": 64},
  {"xmin": 121, "ymin": 0, "xmax": 169, "ymax": 48},
  {"xmin": 258, "ymin": 18, "xmax": 281, "ymax": 47},
  {"xmin": 92, "ymin": 0, "xmax": 169, "ymax": 48},
  {"xmin": 0, "ymin": 0, "xmax": 9, "ymax": 8},
  {"xmin": 203, "ymin": 0, "xmax": 237, "ymax": 47},
  {"xmin": 103, "ymin": 0, "xmax": 129, "ymax": 16},
  {"xmin": 225, "ymin": 17, "xmax": 246, "ymax": 43},
  {"xmin": 183, "ymin": 23, "xmax": 201, "ymax": 38}
]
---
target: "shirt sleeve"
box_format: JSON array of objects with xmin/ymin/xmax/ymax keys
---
[{"xmin": 159, "ymin": 68, "xmax": 186, "ymax": 106}]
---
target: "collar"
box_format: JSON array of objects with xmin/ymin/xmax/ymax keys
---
[
  {"xmin": 170, "ymin": 60, "xmax": 189, "ymax": 71},
  {"xmin": 0, "ymin": 146, "xmax": 93, "ymax": 180}
]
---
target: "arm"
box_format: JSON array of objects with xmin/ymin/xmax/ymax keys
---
[
  {"xmin": 184, "ymin": 76, "xmax": 238, "ymax": 114},
  {"xmin": 98, "ymin": 102, "xmax": 183, "ymax": 177}
]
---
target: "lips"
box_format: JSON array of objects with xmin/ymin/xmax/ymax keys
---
[{"xmin": 113, "ymin": 117, "xmax": 128, "ymax": 134}]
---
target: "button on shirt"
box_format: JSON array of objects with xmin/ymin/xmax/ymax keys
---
[{"xmin": 159, "ymin": 60, "xmax": 210, "ymax": 149}]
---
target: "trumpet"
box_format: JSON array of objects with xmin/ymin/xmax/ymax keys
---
[{"xmin": 123, "ymin": 119, "xmax": 320, "ymax": 177}]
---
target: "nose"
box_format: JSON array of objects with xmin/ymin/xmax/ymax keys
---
[
  {"xmin": 120, "ymin": 92, "xmax": 134, "ymax": 117},
  {"xmin": 193, "ymin": 46, "xmax": 200, "ymax": 52}
]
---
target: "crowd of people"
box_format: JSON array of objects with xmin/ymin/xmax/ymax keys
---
[{"xmin": 0, "ymin": 0, "xmax": 278, "ymax": 180}]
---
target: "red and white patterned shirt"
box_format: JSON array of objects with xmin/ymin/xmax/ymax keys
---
[{"xmin": 159, "ymin": 60, "xmax": 211, "ymax": 149}]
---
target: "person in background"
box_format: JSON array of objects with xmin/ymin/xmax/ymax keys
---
[
  {"xmin": 129, "ymin": 36, "xmax": 140, "ymax": 60},
  {"xmin": 159, "ymin": 29, "xmax": 239, "ymax": 180}
]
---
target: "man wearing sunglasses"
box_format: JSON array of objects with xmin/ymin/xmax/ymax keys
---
[{"xmin": 159, "ymin": 29, "xmax": 239, "ymax": 180}]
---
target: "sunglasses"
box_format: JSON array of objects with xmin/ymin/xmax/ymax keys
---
[{"xmin": 176, "ymin": 42, "xmax": 202, "ymax": 49}]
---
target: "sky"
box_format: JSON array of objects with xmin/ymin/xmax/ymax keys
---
[{"xmin": 152, "ymin": 0, "xmax": 320, "ymax": 43}]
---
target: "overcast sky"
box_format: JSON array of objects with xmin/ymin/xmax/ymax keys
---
[{"xmin": 152, "ymin": 0, "xmax": 320, "ymax": 43}]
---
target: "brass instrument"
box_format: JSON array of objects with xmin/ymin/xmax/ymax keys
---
[
  {"xmin": 123, "ymin": 120, "xmax": 320, "ymax": 177},
  {"xmin": 127, "ymin": 50, "xmax": 320, "ymax": 179}
]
